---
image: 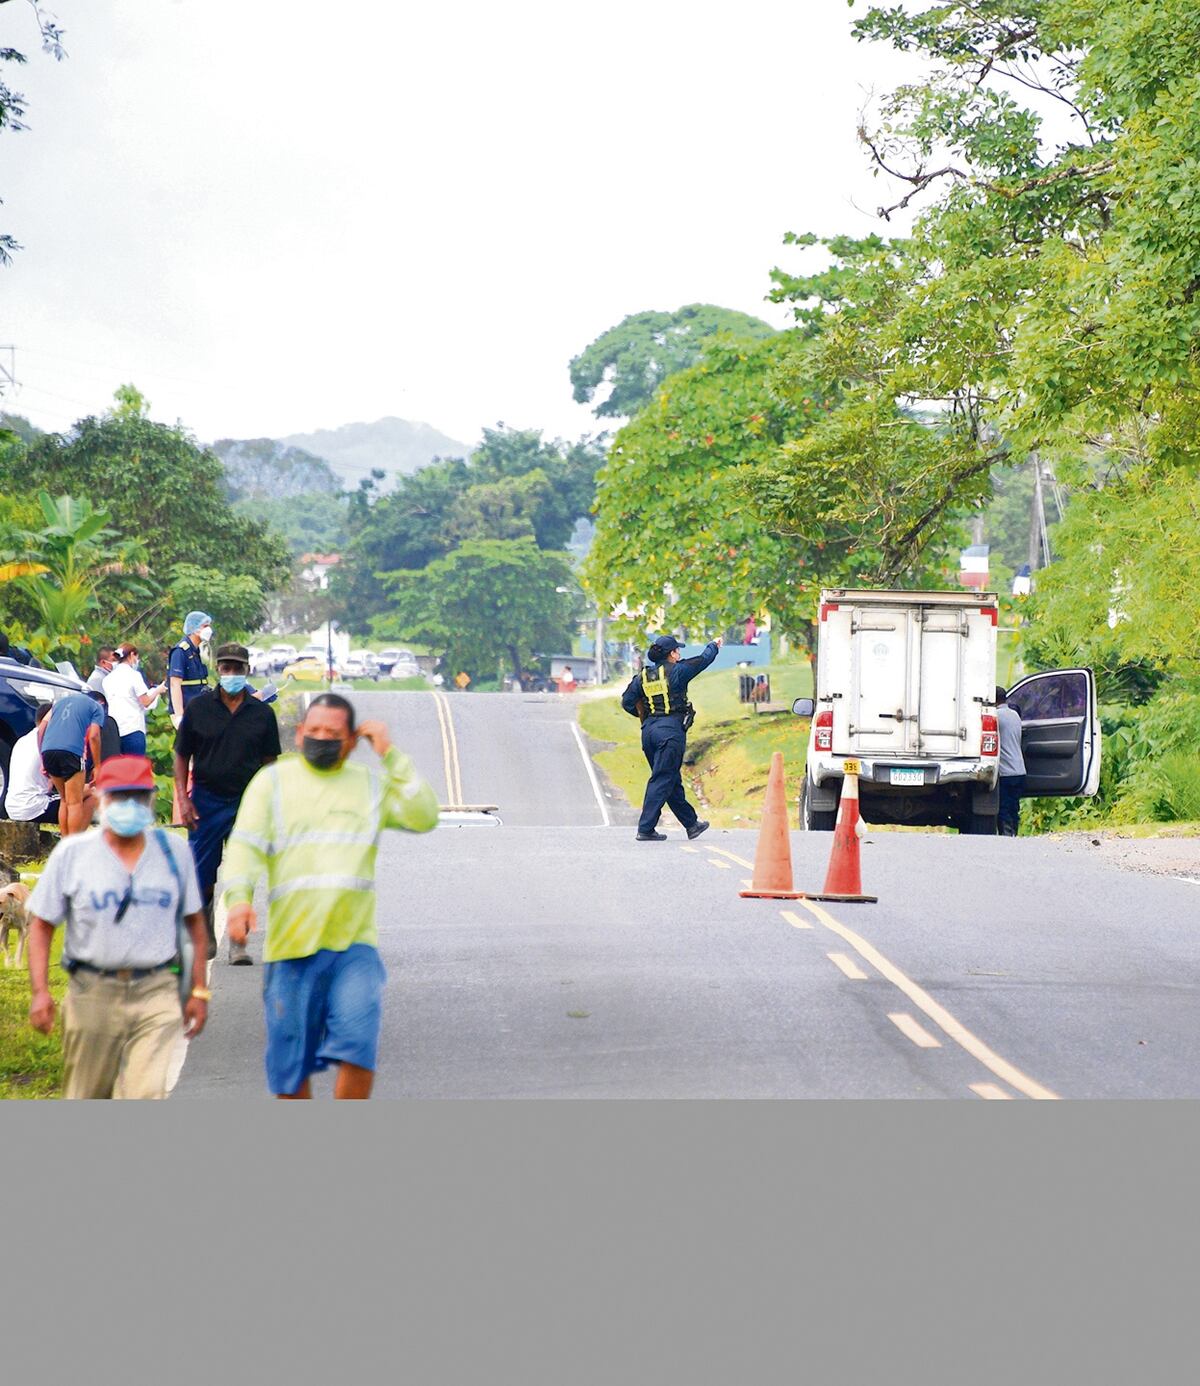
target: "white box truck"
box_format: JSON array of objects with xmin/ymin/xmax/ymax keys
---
[{"xmin": 793, "ymin": 589, "xmax": 1101, "ymax": 834}]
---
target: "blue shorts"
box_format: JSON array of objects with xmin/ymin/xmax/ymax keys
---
[{"xmin": 261, "ymin": 944, "xmax": 387, "ymax": 1095}]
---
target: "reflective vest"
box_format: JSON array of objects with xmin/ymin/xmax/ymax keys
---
[
  {"xmin": 641, "ymin": 663, "xmax": 686, "ymax": 716},
  {"xmin": 222, "ymin": 748, "xmax": 440, "ymax": 961}
]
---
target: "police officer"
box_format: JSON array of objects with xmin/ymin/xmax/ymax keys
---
[
  {"xmin": 621, "ymin": 633, "xmax": 723, "ymax": 842},
  {"xmin": 168, "ymin": 610, "xmax": 213, "ymax": 728}
]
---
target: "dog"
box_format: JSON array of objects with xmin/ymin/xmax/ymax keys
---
[{"xmin": 0, "ymin": 881, "xmax": 31, "ymax": 968}]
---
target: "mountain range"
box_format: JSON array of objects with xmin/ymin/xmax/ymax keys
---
[{"xmin": 280, "ymin": 417, "xmax": 473, "ymax": 489}]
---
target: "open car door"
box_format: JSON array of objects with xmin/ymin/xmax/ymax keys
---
[{"xmin": 1006, "ymin": 667, "xmax": 1101, "ymax": 798}]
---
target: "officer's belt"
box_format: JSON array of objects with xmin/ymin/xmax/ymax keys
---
[{"xmin": 179, "ymin": 678, "xmax": 207, "ymax": 686}]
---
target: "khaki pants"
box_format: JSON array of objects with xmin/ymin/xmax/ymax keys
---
[{"xmin": 62, "ymin": 970, "xmax": 184, "ymax": 1100}]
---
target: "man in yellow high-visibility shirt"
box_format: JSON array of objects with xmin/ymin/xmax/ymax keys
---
[{"xmin": 223, "ymin": 692, "xmax": 438, "ymax": 1098}]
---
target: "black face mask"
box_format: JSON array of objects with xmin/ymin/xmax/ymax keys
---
[{"xmin": 302, "ymin": 736, "xmax": 344, "ymax": 771}]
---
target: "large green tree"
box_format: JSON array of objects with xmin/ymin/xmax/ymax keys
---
[
  {"xmin": 332, "ymin": 427, "xmax": 603, "ymax": 630},
  {"xmin": 382, "ymin": 538, "xmax": 574, "ymax": 683},
  {"xmin": 570, "ymin": 304, "xmax": 776, "ymax": 419},
  {"xmin": 1, "ymin": 407, "xmax": 290, "ymax": 592},
  {"xmin": 584, "ymin": 333, "xmax": 840, "ymax": 653}
]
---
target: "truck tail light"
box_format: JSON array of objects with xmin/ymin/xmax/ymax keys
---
[
  {"xmin": 981, "ymin": 713, "xmax": 998, "ymax": 757},
  {"xmin": 814, "ymin": 709, "xmax": 833, "ymax": 752}
]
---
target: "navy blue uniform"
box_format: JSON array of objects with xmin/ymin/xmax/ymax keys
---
[
  {"xmin": 168, "ymin": 637, "xmax": 208, "ymax": 710},
  {"xmin": 621, "ymin": 642, "xmax": 719, "ymax": 835}
]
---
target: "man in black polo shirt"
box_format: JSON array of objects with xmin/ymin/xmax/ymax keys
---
[{"xmin": 175, "ymin": 642, "xmax": 281, "ymax": 964}]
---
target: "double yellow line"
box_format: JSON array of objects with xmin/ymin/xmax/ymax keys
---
[{"xmin": 432, "ymin": 692, "xmax": 464, "ymax": 805}]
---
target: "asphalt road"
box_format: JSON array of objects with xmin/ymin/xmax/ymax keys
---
[{"xmin": 174, "ymin": 690, "xmax": 1200, "ymax": 1099}]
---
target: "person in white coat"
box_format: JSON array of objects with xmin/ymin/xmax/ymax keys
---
[{"xmin": 102, "ymin": 646, "xmax": 167, "ymax": 758}]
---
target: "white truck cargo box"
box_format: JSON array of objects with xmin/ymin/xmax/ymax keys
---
[{"xmin": 794, "ymin": 589, "xmax": 1100, "ymax": 834}]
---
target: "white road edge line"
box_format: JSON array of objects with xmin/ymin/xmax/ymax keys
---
[{"xmin": 570, "ymin": 719, "xmax": 612, "ymax": 828}]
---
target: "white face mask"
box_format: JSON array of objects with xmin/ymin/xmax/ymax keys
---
[{"xmin": 197, "ymin": 626, "xmax": 213, "ymax": 644}]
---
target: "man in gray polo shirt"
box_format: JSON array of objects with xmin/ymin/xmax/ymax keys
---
[
  {"xmin": 996, "ymin": 685, "xmax": 1027, "ymax": 837},
  {"xmin": 27, "ymin": 754, "xmax": 211, "ymax": 1099}
]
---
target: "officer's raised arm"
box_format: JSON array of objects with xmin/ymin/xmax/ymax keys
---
[{"xmin": 677, "ymin": 635, "xmax": 723, "ymax": 685}]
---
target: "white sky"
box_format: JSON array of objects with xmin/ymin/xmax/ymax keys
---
[{"xmin": 1, "ymin": 0, "xmax": 917, "ymax": 448}]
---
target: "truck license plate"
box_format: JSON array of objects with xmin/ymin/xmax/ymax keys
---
[{"xmin": 890, "ymin": 768, "xmax": 923, "ymax": 786}]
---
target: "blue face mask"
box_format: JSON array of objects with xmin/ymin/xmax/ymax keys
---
[
  {"xmin": 219, "ymin": 674, "xmax": 248, "ymax": 695},
  {"xmin": 102, "ymin": 798, "xmax": 155, "ymax": 838}
]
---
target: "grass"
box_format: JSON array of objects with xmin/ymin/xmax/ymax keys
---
[
  {"xmin": 0, "ymin": 864, "xmax": 62, "ymax": 1099},
  {"xmin": 580, "ymin": 661, "xmax": 815, "ymax": 827}
]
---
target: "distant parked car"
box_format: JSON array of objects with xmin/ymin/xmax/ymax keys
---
[
  {"xmin": 340, "ymin": 655, "xmax": 368, "ymax": 680},
  {"xmin": 267, "ymin": 643, "xmax": 298, "ymax": 672},
  {"xmin": 299, "ymin": 644, "xmax": 326, "ymax": 662},
  {"xmin": 281, "ymin": 656, "xmax": 333, "ymax": 684},
  {"xmin": 0, "ymin": 661, "xmax": 89, "ymax": 818},
  {"xmin": 390, "ymin": 649, "xmax": 421, "ymax": 679},
  {"xmin": 350, "ymin": 650, "xmax": 381, "ymax": 680},
  {"xmin": 377, "ymin": 648, "xmax": 401, "ymax": 674},
  {"xmin": 247, "ymin": 646, "xmax": 271, "ymax": 676}
]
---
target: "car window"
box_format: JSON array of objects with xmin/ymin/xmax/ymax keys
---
[{"xmin": 1009, "ymin": 671, "xmax": 1089, "ymax": 721}]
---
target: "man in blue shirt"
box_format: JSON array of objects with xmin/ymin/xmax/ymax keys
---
[
  {"xmin": 621, "ymin": 634, "xmax": 723, "ymax": 842},
  {"xmin": 41, "ymin": 691, "xmax": 106, "ymax": 835}
]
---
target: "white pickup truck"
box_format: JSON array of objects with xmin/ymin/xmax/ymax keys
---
[{"xmin": 793, "ymin": 588, "xmax": 1101, "ymax": 834}]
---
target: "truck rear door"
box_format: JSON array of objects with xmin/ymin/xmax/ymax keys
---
[
  {"xmin": 1006, "ymin": 668, "xmax": 1101, "ymax": 796},
  {"xmin": 915, "ymin": 605, "xmax": 969, "ymax": 757},
  {"xmin": 849, "ymin": 605, "xmax": 912, "ymax": 755}
]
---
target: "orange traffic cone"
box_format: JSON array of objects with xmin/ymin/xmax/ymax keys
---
[
  {"xmin": 802, "ymin": 770, "xmax": 877, "ymax": 903},
  {"xmin": 739, "ymin": 751, "xmax": 804, "ymax": 899}
]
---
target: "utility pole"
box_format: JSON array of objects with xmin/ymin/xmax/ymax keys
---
[
  {"xmin": 594, "ymin": 611, "xmax": 605, "ymax": 686},
  {"xmin": 1027, "ymin": 453, "xmax": 1044, "ymax": 571}
]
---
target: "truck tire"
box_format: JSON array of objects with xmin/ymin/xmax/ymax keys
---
[
  {"xmin": 801, "ymin": 776, "xmax": 837, "ymax": 832},
  {"xmin": 962, "ymin": 811, "xmax": 998, "ymax": 835}
]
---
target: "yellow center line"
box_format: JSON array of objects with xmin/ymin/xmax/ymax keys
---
[
  {"xmin": 970, "ymin": 1082, "xmax": 1014, "ymax": 1101},
  {"xmin": 707, "ymin": 859, "xmax": 731, "ymax": 870},
  {"xmin": 797, "ymin": 897, "xmax": 1059, "ymax": 1101},
  {"xmin": 828, "ymin": 952, "xmax": 869, "ymax": 981},
  {"xmin": 432, "ymin": 692, "xmax": 464, "ymax": 804},
  {"xmin": 680, "ymin": 844, "xmax": 701, "ymax": 855},
  {"xmin": 779, "ymin": 909, "xmax": 812, "ymax": 930},
  {"xmin": 888, "ymin": 1012, "xmax": 941, "ymax": 1049},
  {"xmin": 703, "ymin": 845, "xmax": 755, "ymax": 870}
]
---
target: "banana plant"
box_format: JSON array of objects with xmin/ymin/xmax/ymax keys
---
[{"xmin": 0, "ymin": 492, "xmax": 153, "ymax": 657}]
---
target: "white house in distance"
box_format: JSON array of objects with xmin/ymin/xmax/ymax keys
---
[{"xmin": 299, "ymin": 553, "xmax": 341, "ymax": 590}]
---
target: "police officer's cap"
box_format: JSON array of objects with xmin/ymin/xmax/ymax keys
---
[{"xmin": 647, "ymin": 634, "xmax": 681, "ymax": 661}]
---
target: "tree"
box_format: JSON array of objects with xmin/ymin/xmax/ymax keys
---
[
  {"xmin": 1, "ymin": 403, "xmax": 290, "ymax": 591},
  {"xmin": 1, "ymin": 0, "xmax": 65, "ymax": 263},
  {"xmin": 382, "ymin": 538, "xmax": 574, "ymax": 683},
  {"xmin": 584, "ymin": 333, "xmax": 840, "ymax": 655},
  {"xmin": 332, "ymin": 428, "xmax": 604, "ymax": 629},
  {"xmin": 168, "ymin": 564, "xmax": 266, "ymax": 640},
  {"xmin": 570, "ymin": 304, "xmax": 776, "ymax": 419}
]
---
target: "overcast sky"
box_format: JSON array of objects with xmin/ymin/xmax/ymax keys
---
[{"xmin": 2, "ymin": 0, "xmax": 917, "ymax": 448}]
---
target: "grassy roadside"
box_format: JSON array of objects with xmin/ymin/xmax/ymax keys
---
[
  {"xmin": 579, "ymin": 661, "xmax": 815, "ymax": 828},
  {"xmin": 0, "ymin": 864, "xmax": 60, "ymax": 1099}
]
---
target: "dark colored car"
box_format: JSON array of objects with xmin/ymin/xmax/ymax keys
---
[{"xmin": 0, "ymin": 659, "xmax": 89, "ymax": 818}]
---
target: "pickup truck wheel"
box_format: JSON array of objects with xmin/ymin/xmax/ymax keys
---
[
  {"xmin": 963, "ymin": 812, "xmax": 998, "ymax": 835},
  {"xmin": 801, "ymin": 778, "xmax": 837, "ymax": 832}
]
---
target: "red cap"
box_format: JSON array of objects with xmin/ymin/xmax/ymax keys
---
[{"xmin": 94, "ymin": 755, "xmax": 156, "ymax": 794}]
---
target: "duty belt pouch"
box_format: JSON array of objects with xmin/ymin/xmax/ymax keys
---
[{"xmin": 682, "ymin": 703, "xmax": 696, "ymax": 732}]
